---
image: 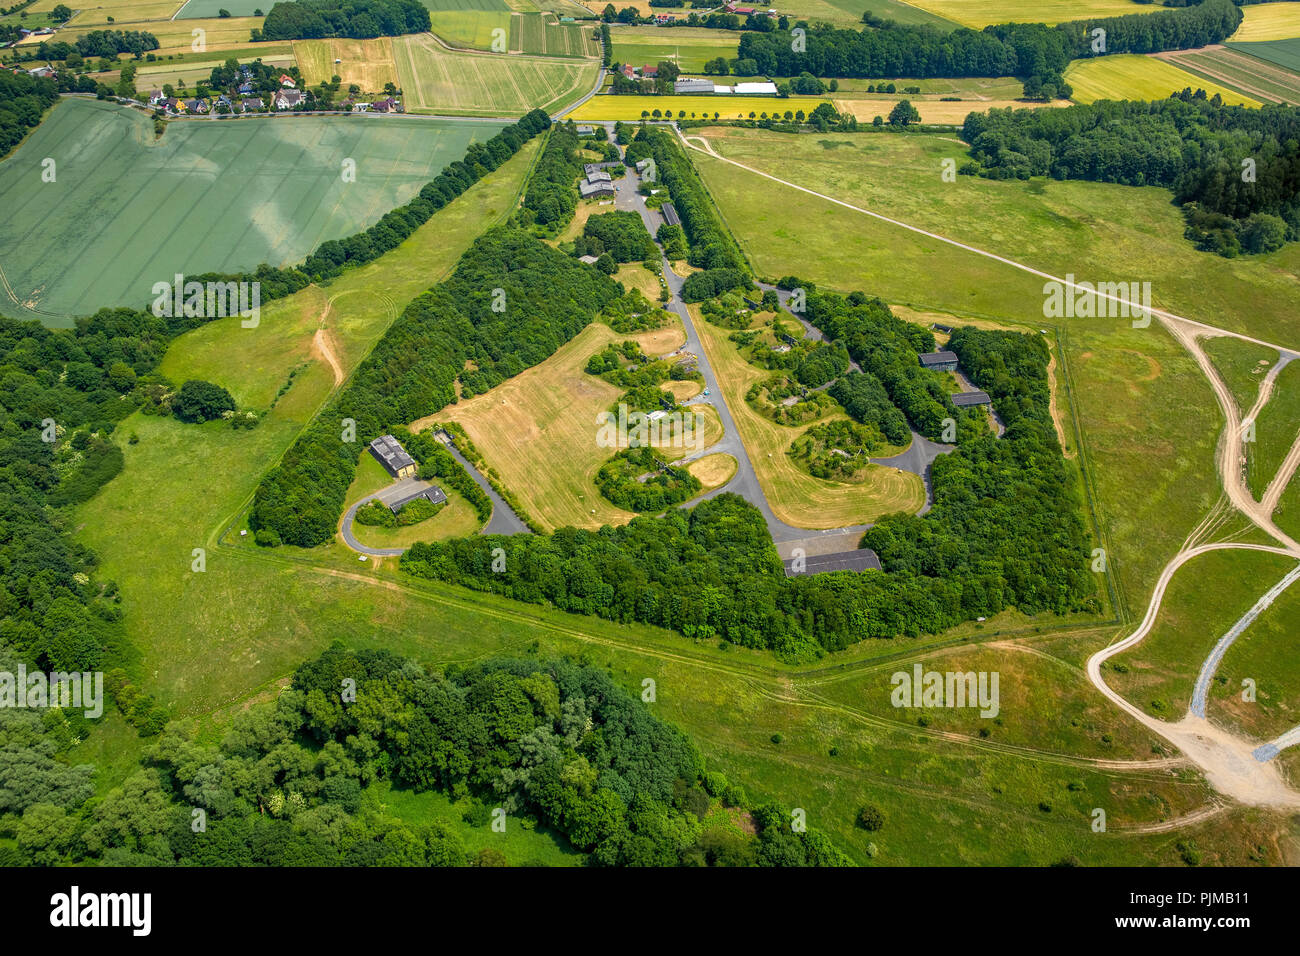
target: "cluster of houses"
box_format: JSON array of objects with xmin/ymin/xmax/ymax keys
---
[{"xmin": 145, "ymin": 63, "xmax": 401, "ymax": 115}]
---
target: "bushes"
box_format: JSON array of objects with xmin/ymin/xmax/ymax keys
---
[
  {"xmin": 259, "ymin": 0, "xmax": 430, "ymax": 40},
  {"xmin": 830, "ymin": 371, "xmax": 910, "ymax": 446},
  {"xmin": 634, "ymin": 126, "xmax": 747, "ymax": 273},
  {"xmin": 171, "ymin": 380, "xmax": 235, "ymax": 423},
  {"xmin": 576, "ymin": 211, "xmax": 657, "ymax": 263},
  {"xmin": 523, "ymin": 122, "xmax": 582, "ymax": 232},
  {"xmin": 595, "ymin": 446, "xmax": 701, "ymax": 512}
]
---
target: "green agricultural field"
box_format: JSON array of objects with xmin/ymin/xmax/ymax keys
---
[
  {"xmin": 1064, "ymin": 54, "xmax": 1261, "ymax": 107},
  {"xmin": 1156, "ymin": 46, "xmax": 1300, "ymax": 105},
  {"xmin": 428, "ymin": 9, "xmax": 512, "ymax": 49},
  {"xmin": 393, "ymin": 33, "xmax": 598, "ymax": 114},
  {"xmin": 1108, "ymin": 548, "xmax": 1297, "ymax": 719},
  {"xmin": 508, "ymin": 12, "xmax": 595, "ymax": 57},
  {"xmin": 1229, "ymin": 1, "xmax": 1300, "ymax": 42},
  {"xmin": 421, "ymin": 0, "xmax": 510, "ymax": 10},
  {"xmin": 609, "ymin": 25, "xmax": 741, "ymax": 73},
  {"xmin": 176, "ymin": 0, "xmax": 265, "ymax": 16},
  {"xmin": 904, "ymin": 0, "xmax": 1148, "ymax": 29},
  {"xmin": 0, "ymin": 98, "xmax": 505, "ymax": 324},
  {"xmin": 1226, "ymin": 37, "xmax": 1300, "ymax": 74}
]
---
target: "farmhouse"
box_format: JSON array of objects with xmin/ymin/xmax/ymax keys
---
[
  {"xmin": 919, "ymin": 350, "xmax": 959, "ymax": 372},
  {"xmin": 371, "ymin": 97, "xmax": 400, "ymax": 113},
  {"xmin": 643, "ymin": 65, "xmax": 658, "ymax": 78},
  {"xmin": 369, "ymin": 434, "xmax": 419, "ymax": 480},
  {"xmin": 273, "ymin": 89, "xmax": 306, "ymax": 110}
]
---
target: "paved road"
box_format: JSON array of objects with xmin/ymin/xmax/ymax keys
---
[
  {"xmin": 605, "ymin": 132, "xmax": 881, "ymax": 550},
  {"xmin": 339, "ymin": 434, "xmax": 528, "ymax": 557}
]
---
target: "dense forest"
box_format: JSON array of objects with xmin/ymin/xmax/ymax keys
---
[
  {"xmin": 31, "ymin": 29, "xmax": 160, "ymax": 61},
  {"xmin": 250, "ymin": 226, "xmax": 622, "ymax": 547},
  {"xmin": 257, "ymin": 0, "xmax": 430, "ymax": 40},
  {"xmin": 575, "ymin": 211, "xmax": 658, "ymax": 263},
  {"xmin": 964, "ymin": 94, "xmax": 1300, "ymax": 255},
  {"xmin": 736, "ymin": 0, "xmax": 1242, "ymax": 92},
  {"xmin": 0, "ymin": 70, "xmax": 58, "ymax": 159},
  {"xmin": 404, "ymin": 311, "xmax": 1095, "ymax": 658},
  {"xmin": 3, "ymin": 645, "xmax": 852, "ymax": 866},
  {"xmin": 522, "ymin": 122, "xmax": 582, "ymax": 232}
]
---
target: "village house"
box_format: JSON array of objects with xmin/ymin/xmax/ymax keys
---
[{"xmin": 273, "ymin": 89, "xmax": 305, "ymax": 110}]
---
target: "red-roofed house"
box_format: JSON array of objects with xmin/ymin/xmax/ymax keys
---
[{"xmin": 278, "ymin": 74, "xmax": 296, "ymax": 87}]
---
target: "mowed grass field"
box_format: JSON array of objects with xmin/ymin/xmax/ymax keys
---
[
  {"xmin": 45, "ymin": 0, "xmax": 185, "ymax": 25},
  {"xmin": 692, "ymin": 306, "xmax": 926, "ymax": 528},
  {"xmin": 1229, "ymin": 1, "xmax": 1300, "ymax": 42},
  {"xmin": 904, "ymin": 0, "xmax": 1149, "ymax": 29},
  {"xmin": 393, "ymin": 33, "xmax": 598, "ymax": 115},
  {"xmin": 608, "ymin": 25, "xmax": 740, "ymax": 73},
  {"xmin": 1155, "ymin": 45, "xmax": 1300, "ymax": 105},
  {"xmin": 0, "ymin": 98, "xmax": 505, "ymax": 323},
  {"xmin": 1064, "ymin": 54, "xmax": 1261, "ymax": 106},
  {"xmin": 428, "ymin": 319, "xmax": 689, "ymax": 531},
  {"xmin": 294, "ymin": 37, "xmax": 399, "ymax": 91}
]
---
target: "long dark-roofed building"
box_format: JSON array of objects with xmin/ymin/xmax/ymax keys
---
[
  {"xmin": 952, "ymin": 390, "xmax": 991, "ymax": 407},
  {"xmin": 661, "ymin": 201, "xmax": 681, "ymax": 227},
  {"xmin": 782, "ymin": 549, "xmax": 882, "ymax": 577},
  {"xmin": 919, "ymin": 350, "xmax": 959, "ymax": 371}
]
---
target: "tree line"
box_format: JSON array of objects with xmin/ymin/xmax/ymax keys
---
[
  {"xmin": 963, "ymin": 93, "xmax": 1300, "ymax": 255},
  {"xmin": 0, "ymin": 69, "xmax": 57, "ymax": 159},
  {"xmin": 735, "ymin": 0, "xmax": 1243, "ymax": 94},
  {"xmin": 256, "ymin": 0, "xmax": 430, "ymax": 40}
]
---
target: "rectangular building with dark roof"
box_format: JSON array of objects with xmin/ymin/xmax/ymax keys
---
[
  {"xmin": 919, "ymin": 350, "xmax": 959, "ymax": 372},
  {"xmin": 369, "ymin": 434, "xmax": 418, "ymax": 479}
]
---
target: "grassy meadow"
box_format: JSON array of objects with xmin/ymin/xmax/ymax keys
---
[{"xmin": 608, "ymin": 25, "xmax": 741, "ymax": 73}]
